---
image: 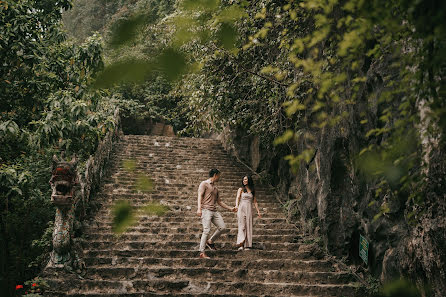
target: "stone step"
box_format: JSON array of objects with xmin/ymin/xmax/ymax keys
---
[
  {"xmin": 43, "ymin": 278, "xmax": 361, "ymax": 296},
  {"xmin": 95, "ymin": 194, "xmax": 278, "ymax": 204},
  {"xmin": 45, "ymin": 292, "xmax": 307, "ymax": 297},
  {"xmin": 83, "ymin": 226, "xmax": 299, "ymax": 236},
  {"xmin": 100, "ymin": 189, "xmax": 275, "ymax": 199},
  {"xmin": 99, "ymin": 193, "xmax": 274, "ymax": 203},
  {"xmin": 99, "ymin": 193, "xmax": 274, "ymax": 202},
  {"xmin": 108, "ymin": 172, "xmax": 256, "ymax": 180},
  {"xmin": 104, "ymin": 172, "xmax": 264, "ymax": 179},
  {"xmin": 110, "ymin": 169, "xmax": 245, "ymax": 175},
  {"xmin": 123, "ymin": 135, "xmax": 221, "ymax": 143},
  {"xmin": 97, "ymin": 205, "xmax": 275, "ymax": 214},
  {"xmin": 93, "ymin": 219, "xmax": 291, "ymax": 229},
  {"xmin": 92, "ymin": 216, "xmax": 289, "ymax": 225},
  {"xmin": 111, "ymin": 157, "xmax": 246, "ymax": 163},
  {"xmin": 82, "ymin": 233, "xmax": 301, "ymax": 243},
  {"xmin": 113, "ymin": 165, "xmax": 247, "ymax": 171},
  {"xmin": 80, "ymin": 240, "xmax": 303, "ymax": 252},
  {"xmin": 119, "ymin": 138, "xmax": 221, "ymax": 144},
  {"xmin": 106, "ymin": 180, "xmax": 264, "ymax": 187},
  {"xmin": 83, "ymin": 248, "xmax": 325, "ymax": 261},
  {"xmin": 120, "ymin": 143, "xmax": 225, "ymax": 148},
  {"xmin": 116, "ymin": 143, "xmax": 224, "ymax": 148},
  {"xmin": 94, "ymin": 202, "xmax": 283, "ymax": 212},
  {"xmin": 113, "ymin": 152, "xmax": 234, "ymax": 158},
  {"xmin": 112, "ymin": 162, "xmax": 242, "ymax": 168},
  {"xmin": 114, "ymin": 147, "xmax": 230, "ymax": 152},
  {"xmin": 94, "ymin": 208, "xmax": 286, "ymax": 218},
  {"xmin": 102, "ymin": 183, "xmax": 272, "ymax": 190},
  {"xmin": 103, "ymin": 187, "xmax": 272, "ymax": 196},
  {"xmin": 110, "ymin": 159, "xmax": 245, "ymax": 166},
  {"xmin": 101, "ymin": 190, "xmax": 271, "ymax": 197},
  {"xmin": 79, "ymin": 267, "xmax": 354, "ymax": 285},
  {"xmin": 44, "ymin": 278, "xmax": 189, "ymax": 294},
  {"xmin": 81, "ymin": 257, "xmax": 334, "ymax": 272},
  {"xmin": 117, "ymin": 142, "xmax": 227, "ymax": 147},
  {"xmin": 96, "ymin": 204, "xmax": 275, "ymax": 211},
  {"xmin": 104, "ymin": 179, "xmax": 264, "ymax": 188},
  {"xmin": 107, "ymin": 167, "xmax": 253, "ymax": 174},
  {"xmin": 93, "ymin": 216, "xmax": 290, "ymax": 226},
  {"xmin": 117, "ymin": 162, "xmax": 239, "ymax": 165},
  {"xmin": 114, "ymin": 146, "xmax": 230, "ymax": 151},
  {"xmin": 121, "ymin": 141, "xmax": 223, "ymax": 147},
  {"xmin": 91, "ymin": 221, "xmax": 298, "ymax": 230},
  {"xmin": 111, "ymin": 164, "xmax": 245, "ymax": 170}
]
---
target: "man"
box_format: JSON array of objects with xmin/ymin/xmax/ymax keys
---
[{"xmin": 197, "ymin": 168, "xmax": 236, "ymax": 259}]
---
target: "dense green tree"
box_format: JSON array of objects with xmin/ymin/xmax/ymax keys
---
[
  {"xmin": 1, "ymin": 1, "xmax": 115, "ymax": 296},
  {"xmin": 63, "ymin": 0, "xmax": 182, "ymax": 132}
]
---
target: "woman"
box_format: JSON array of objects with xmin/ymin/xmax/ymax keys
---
[{"xmin": 235, "ymin": 175, "xmax": 261, "ymax": 250}]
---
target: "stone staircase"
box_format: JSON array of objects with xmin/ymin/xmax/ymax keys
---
[{"xmin": 42, "ymin": 135, "xmax": 363, "ymax": 297}]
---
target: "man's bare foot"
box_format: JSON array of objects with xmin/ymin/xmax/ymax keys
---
[{"xmin": 199, "ymin": 252, "xmax": 210, "ymax": 259}]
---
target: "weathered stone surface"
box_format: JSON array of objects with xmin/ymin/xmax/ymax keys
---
[
  {"xmin": 121, "ymin": 117, "xmax": 176, "ymax": 137},
  {"xmin": 250, "ymin": 135, "xmax": 260, "ymax": 172}
]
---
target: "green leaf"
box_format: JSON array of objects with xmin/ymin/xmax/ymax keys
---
[
  {"xmin": 112, "ymin": 200, "xmax": 135, "ymax": 234},
  {"xmin": 156, "ymin": 48, "xmax": 187, "ymax": 82},
  {"xmin": 182, "ymin": 0, "xmax": 219, "ymax": 11},
  {"xmin": 216, "ymin": 6, "xmax": 247, "ymax": 23},
  {"xmin": 142, "ymin": 203, "xmax": 170, "ymax": 216},
  {"xmin": 135, "ymin": 173, "xmax": 154, "ymax": 193},
  {"xmin": 285, "ymin": 100, "xmax": 306, "ymax": 116},
  {"xmin": 216, "ymin": 22, "xmax": 237, "ymax": 50},
  {"xmin": 92, "ymin": 59, "xmax": 153, "ymax": 88},
  {"xmin": 381, "ymin": 279, "xmax": 421, "ymax": 297},
  {"xmin": 312, "ymin": 101, "xmax": 325, "ymax": 112},
  {"xmin": 109, "ymin": 14, "xmax": 146, "ymax": 48},
  {"xmin": 359, "ymin": 147, "xmax": 369, "ymax": 156},
  {"xmin": 122, "ymin": 159, "xmax": 137, "ymax": 172},
  {"xmin": 373, "ymin": 212, "xmax": 382, "ymax": 222},
  {"xmin": 274, "ymin": 130, "xmax": 294, "ymax": 145}
]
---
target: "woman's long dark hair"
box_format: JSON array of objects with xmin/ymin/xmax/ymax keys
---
[{"xmin": 241, "ymin": 175, "xmax": 255, "ymax": 196}]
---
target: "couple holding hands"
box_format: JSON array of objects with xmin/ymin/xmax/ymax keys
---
[{"xmin": 196, "ymin": 168, "xmax": 262, "ymax": 259}]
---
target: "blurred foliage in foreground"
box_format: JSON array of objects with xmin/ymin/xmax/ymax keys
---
[
  {"xmin": 374, "ymin": 279, "xmax": 425, "ymax": 297},
  {"xmin": 111, "ymin": 200, "xmax": 135, "ymax": 234}
]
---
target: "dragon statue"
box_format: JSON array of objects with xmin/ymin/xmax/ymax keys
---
[{"xmin": 48, "ymin": 154, "xmax": 84, "ymax": 272}]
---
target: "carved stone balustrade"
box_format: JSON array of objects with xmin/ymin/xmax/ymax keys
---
[{"xmin": 47, "ymin": 108, "xmax": 122, "ymax": 271}]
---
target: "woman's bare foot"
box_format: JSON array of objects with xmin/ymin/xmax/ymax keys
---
[{"xmin": 236, "ymin": 241, "xmax": 244, "ymax": 251}]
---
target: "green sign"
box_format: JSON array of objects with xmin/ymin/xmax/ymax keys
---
[{"xmin": 359, "ymin": 234, "xmax": 369, "ymax": 265}]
